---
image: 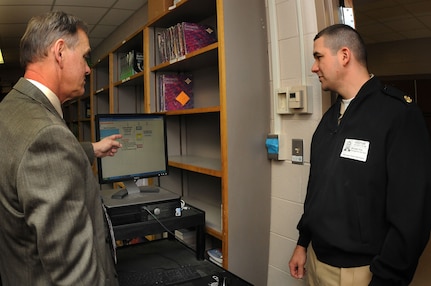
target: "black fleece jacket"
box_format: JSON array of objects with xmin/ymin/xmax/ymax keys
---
[{"xmin": 297, "ymin": 76, "xmax": 431, "ymax": 285}]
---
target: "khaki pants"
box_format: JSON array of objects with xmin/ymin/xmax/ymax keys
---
[{"xmin": 306, "ymin": 246, "xmax": 372, "ymax": 286}]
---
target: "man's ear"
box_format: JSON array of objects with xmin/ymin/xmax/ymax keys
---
[
  {"xmin": 339, "ymin": 47, "xmax": 351, "ymax": 66},
  {"xmin": 53, "ymin": 39, "xmax": 65, "ymax": 66}
]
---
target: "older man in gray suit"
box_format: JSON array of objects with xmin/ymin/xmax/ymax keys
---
[{"xmin": 0, "ymin": 11, "xmax": 122, "ymax": 285}]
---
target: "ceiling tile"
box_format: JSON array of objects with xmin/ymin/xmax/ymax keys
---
[
  {"xmin": 365, "ymin": 6, "xmax": 411, "ymax": 22},
  {"xmin": 90, "ymin": 38, "xmax": 103, "ymax": 50},
  {"xmin": 370, "ymin": 32, "xmax": 405, "ymax": 43},
  {"xmin": 99, "ymin": 9, "xmax": 136, "ymax": 26},
  {"xmin": 114, "ymin": 0, "xmax": 148, "ymax": 10},
  {"xmin": 354, "ymin": 0, "xmax": 398, "ymax": 12},
  {"xmin": 54, "ymin": 6, "xmax": 108, "ymax": 25},
  {"xmin": 384, "ymin": 17, "xmax": 424, "ymax": 32},
  {"xmin": 418, "ymin": 15, "xmax": 431, "ymax": 29},
  {"xmin": 354, "ymin": 12, "xmax": 374, "ymax": 25},
  {"xmin": 356, "ymin": 22, "xmax": 394, "ymax": 36},
  {"xmin": 394, "ymin": 0, "xmax": 428, "ymax": 4},
  {"xmin": 0, "ymin": 6, "xmax": 50, "ymax": 23},
  {"xmin": 405, "ymin": 2, "xmax": 431, "ymax": 16},
  {"xmin": 55, "ymin": 0, "xmax": 116, "ymax": 8},
  {"xmin": 0, "ymin": 24, "xmax": 27, "ymax": 38},
  {"xmin": 90, "ymin": 24, "xmax": 118, "ymax": 38},
  {"xmin": 401, "ymin": 29, "xmax": 431, "ymax": 39},
  {"xmin": 0, "ymin": 0, "xmax": 52, "ymax": 4}
]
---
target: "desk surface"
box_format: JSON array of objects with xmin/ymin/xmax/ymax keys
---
[
  {"xmin": 101, "ymin": 188, "xmax": 180, "ymax": 208},
  {"xmin": 116, "ymin": 239, "xmax": 253, "ymax": 286}
]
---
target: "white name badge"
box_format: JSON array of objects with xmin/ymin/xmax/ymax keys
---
[{"xmin": 340, "ymin": 139, "xmax": 370, "ymax": 162}]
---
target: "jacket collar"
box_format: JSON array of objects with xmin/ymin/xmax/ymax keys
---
[{"xmin": 13, "ymin": 77, "xmax": 63, "ymax": 121}]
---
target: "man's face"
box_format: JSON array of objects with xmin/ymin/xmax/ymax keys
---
[
  {"xmin": 311, "ymin": 36, "xmax": 341, "ymax": 92},
  {"xmin": 60, "ymin": 29, "xmax": 91, "ymax": 102}
]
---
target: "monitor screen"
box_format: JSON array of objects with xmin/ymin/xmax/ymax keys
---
[{"xmin": 95, "ymin": 113, "xmax": 168, "ymax": 197}]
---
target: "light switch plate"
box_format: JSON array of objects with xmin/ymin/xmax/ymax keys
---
[{"xmin": 292, "ymin": 139, "xmax": 303, "ymax": 164}]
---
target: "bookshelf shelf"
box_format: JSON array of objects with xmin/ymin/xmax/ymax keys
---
[
  {"xmin": 183, "ymin": 195, "xmax": 222, "ymax": 238},
  {"xmin": 169, "ymin": 155, "xmax": 222, "ymax": 177},
  {"xmin": 165, "ymin": 106, "xmax": 220, "ymax": 115},
  {"xmin": 113, "ymin": 71, "xmax": 145, "ymax": 87},
  {"xmin": 150, "ymin": 43, "xmax": 218, "ymax": 72},
  {"xmin": 147, "ymin": 0, "xmax": 216, "ymax": 29},
  {"xmin": 94, "ymin": 87, "xmax": 109, "ymax": 94}
]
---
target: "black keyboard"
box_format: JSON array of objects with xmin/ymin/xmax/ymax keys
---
[{"xmin": 118, "ymin": 265, "xmax": 201, "ymax": 286}]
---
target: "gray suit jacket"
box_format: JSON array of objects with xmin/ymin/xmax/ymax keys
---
[{"xmin": 0, "ymin": 78, "xmax": 118, "ymax": 285}]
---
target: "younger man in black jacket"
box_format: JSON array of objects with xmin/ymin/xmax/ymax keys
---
[{"xmin": 289, "ymin": 24, "xmax": 431, "ymax": 285}]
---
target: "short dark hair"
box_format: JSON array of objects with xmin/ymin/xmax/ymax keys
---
[
  {"xmin": 314, "ymin": 24, "xmax": 367, "ymax": 67},
  {"xmin": 20, "ymin": 11, "xmax": 88, "ymax": 68}
]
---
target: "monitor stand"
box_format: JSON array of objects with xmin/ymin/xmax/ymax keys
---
[
  {"xmin": 111, "ymin": 180, "xmax": 160, "ymax": 199},
  {"xmin": 123, "ymin": 180, "xmax": 141, "ymax": 195}
]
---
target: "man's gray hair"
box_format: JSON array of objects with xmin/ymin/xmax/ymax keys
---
[{"xmin": 20, "ymin": 11, "xmax": 88, "ymax": 68}]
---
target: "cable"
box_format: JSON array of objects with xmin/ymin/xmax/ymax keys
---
[
  {"xmin": 142, "ymin": 206, "xmax": 177, "ymax": 237},
  {"xmin": 181, "ymin": 199, "xmax": 190, "ymax": 210}
]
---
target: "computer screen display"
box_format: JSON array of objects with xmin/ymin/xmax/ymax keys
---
[{"xmin": 95, "ymin": 113, "xmax": 168, "ymax": 195}]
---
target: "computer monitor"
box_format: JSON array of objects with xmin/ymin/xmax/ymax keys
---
[{"xmin": 95, "ymin": 113, "xmax": 168, "ymax": 197}]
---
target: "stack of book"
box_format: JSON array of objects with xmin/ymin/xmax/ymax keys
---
[
  {"xmin": 207, "ymin": 248, "xmax": 223, "ymax": 267},
  {"xmin": 175, "ymin": 228, "xmax": 196, "ymax": 249},
  {"xmin": 157, "ymin": 22, "xmax": 217, "ymax": 63},
  {"xmin": 157, "ymin": 73, "xmax": 193, "ymax": 111}
]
